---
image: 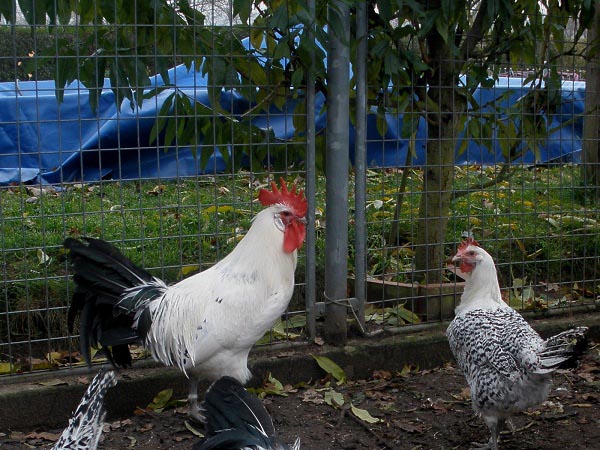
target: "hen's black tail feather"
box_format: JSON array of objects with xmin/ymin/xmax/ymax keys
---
[
  {"xmin": 539, "ymin": 326, "xmax": 588, "ymax": 370},
  {"xmin": 64, "ymin": 237, "xmax": 159, "ymax": 367},
  {"xmin": 193, "ymin": 376, "xmax": 298, "ymax": 450}
]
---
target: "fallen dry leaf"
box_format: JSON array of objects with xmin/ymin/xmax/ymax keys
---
[
  {"xmin": 423, "ymin": 398, "xmax": 448, "ymax": 414},
  {"xmin": 146, "ymin": 185, "xmax": 166, "ymax": 195},
  {"xmin": 580, "ymin": 392, "xmax": 600, "ymax": 403},
  {"xmin": 37, "ymin": 379, "xmax": 68, "ymax": 387},
  {"xmin": 301, "ymin": 388, "xmax": 325, "ymax": 405},
  {"xmin": 451, "ymin": 386, "xmax": 471, "ymax": 401},
  {"xmin": 25, "ymin": 431, "xmax": 60, "ymax": 441},
  {"xmin": 138, "ymin": 422, "xmax": 154, "ymax": 432},
  {"xmin": 392, "ymin": 419, "xmax": 429, "ymax": 433},
  {"xmin": 372, "ymin": 369, "xmax": 392, "ymax": 380}
]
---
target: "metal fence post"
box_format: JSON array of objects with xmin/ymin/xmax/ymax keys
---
[
  {"xmin": 324, "ymin": 0, "xmax": 350, "ymax": 345},
  {"xmin": 353, "ymin": 0, "xmax": 368, "ymax": 334},
  {"xmin": 305, "ymin": 0, "xmax": 317, "ymax": 342}
]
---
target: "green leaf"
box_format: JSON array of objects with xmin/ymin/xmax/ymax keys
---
[
  {"xmin": 180, "ymin": 265, "xmax": 200, "ymax": 277},
  {"xmin": 248, "ymin": 373, "xmax": 289, "ymax": 397},
  {"xmin": 312, "ymin": 355, "xmax": 347, "ymax": 383},
  {"xmin": 351, "ymin": 404, "xmax": 381, "ymax": 423},
  {"xmin": 184, "ymin": 420, "xmax": 204, "ymax": 437},
  {"xmin": 324, "ymin": 389, "xmax": 345, "ymax": 407},
  {"xmin": 394, "ymin": 304, "xmax": 421, "ymax": 324},
  {"xmin": 266, "ymin": 373, "xmax": 285, "ymax": 394},
  {"xmin": 202, "ymin": 205, "xmax": 235, "ymax": 217},
  {"xmin": 0, "ymin": 362, "xmax": 14, "ymax": 374},
  {"xmin": 233, "ymin": 0, "xmax": 252, "ymax": 24},
  {"xmin": 147, "ymin": 388, "xmax": 173, "ymax": 412},
  {"xmin": 285, "ymin": 314, "xmax": 307, "ymax": 329}
]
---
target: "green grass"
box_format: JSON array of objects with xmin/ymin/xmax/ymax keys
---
[
  {"xmin": 0, "ymin": 165, "xmax": 598, "ymax": 365},
  {"xmin": 363, "ymin": 165, "xmax": 599, "ymax": 300}
]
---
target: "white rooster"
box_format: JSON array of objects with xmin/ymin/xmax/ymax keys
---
[
  {"xmin": 446, "ymin": 237, "xmax": 587, "ymax": 449},
  {"xmin": 64, "ymin": 178, "xmax": 307, "ymax": 420}
]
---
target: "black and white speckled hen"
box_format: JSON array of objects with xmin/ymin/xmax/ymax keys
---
[
  {"xmin": 446, "ymin": 238, "xmax": 587, "ymax": 450},
  {"xmin": 52, "ymin": 369, "xmax": 117, "ymax": 450},
  {"xmin": 193, "ymin": 376, "xmax": 300, "ymax": 450}
]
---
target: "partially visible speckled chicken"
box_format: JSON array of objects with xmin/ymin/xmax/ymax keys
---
[
  {"xmin": 446, "ymin": 238, "xmax": 587, "ymax": 449},
  {"xmin": 52, "ymin": 369, "xmax": 116, "ymax": 450}
]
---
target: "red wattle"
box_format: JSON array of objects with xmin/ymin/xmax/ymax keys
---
[
  {"xmin": 460, "ymin": 261, "xmax": 475, "ymax": 273},
  {"xmin": 283, "ymin": 222, "xmax": 306, "ymax": 253}
]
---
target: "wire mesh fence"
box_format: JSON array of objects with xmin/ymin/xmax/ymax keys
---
[{"xmin": 0, "ymin": 0, "xmax": 598, "ymax": 377}]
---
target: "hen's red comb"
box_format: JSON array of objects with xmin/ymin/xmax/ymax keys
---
[
  {"xmin": 258, "ymin": 177, "xmax": 307, "ymax": 217},
  {"xmin": 458, "ymin": 237, "xmax": 480, "ymax": 251}
]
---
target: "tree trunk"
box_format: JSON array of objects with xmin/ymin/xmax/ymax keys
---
[
  {"xmin": 414, "ymin": 121, "xmax": 457, "ymax": 284},
  {"xmin": 581, "ymin": 1, "xmax": 600, "ymax": 201},
  {"xmin": 413, "ymin": 29, "xmax": 465, "ymax": 284}
]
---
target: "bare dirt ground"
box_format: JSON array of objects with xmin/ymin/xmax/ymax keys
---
[{"xmin": 1, "ymin": 344, "xmax": 598, "ymax": 450}]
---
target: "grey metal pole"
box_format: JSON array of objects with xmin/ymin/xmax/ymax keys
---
[
  {"xmin": 353, "ymin": 0, "xmax": 368, "ymax": 334},
  {"xmin": 324, "ymin": 0, "xmax": 350, "ymax": 345},
  {"xmin": 305, "ymin": 0, "xmax": 317, "ymax": 342}
]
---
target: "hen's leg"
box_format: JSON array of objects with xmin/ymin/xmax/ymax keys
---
[{"xmin": 472, "ymin": 416, "xmax": 502, "ymax": 450}]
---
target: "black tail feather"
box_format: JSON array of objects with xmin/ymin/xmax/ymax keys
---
[
  {"xmin": 540, "ymin": 326, "xmax": 588, "ymax": 370},
  {"xmin": 193, "ymin": 376, "xmax": 297, "ymax": 450},
  {"xmin": 64, "ymin": 237, "xmax": 157, "ymax": 368},
  {"xmin": 203, "ymin": 376, "xmax": 276, "ymax": 438}
]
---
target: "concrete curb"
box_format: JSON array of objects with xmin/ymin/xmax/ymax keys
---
[{"xmin": 1, "ymin": 312, "xmax": 598, "ymax": 431}]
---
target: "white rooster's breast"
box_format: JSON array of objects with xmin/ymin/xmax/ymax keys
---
[{"xmin": 144, "ymin": 262, "xmax": 296, "ymax": 380}]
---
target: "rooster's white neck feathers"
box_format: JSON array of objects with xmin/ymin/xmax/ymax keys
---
[{"xmin": 218, "ymin": 204, "xmax": 298, "ymax": 276}]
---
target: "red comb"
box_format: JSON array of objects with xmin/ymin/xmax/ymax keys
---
[
  {"xmin": 458, "ymin": 237, "xmax": 480, "ymax": 250},
  {"xmin": 258, "ymin": 177, "xmax": 307, "ymax": 217}
]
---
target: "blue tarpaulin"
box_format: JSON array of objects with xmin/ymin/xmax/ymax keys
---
[{"xmin": 0, "ymin": 65, "xmax": 585, "ymax": 185}]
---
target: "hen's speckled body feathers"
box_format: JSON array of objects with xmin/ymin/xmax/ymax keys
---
[
  {"xmin": 446, "ymin": 239, "xmax": 587, "ymax": 449},
  {"xmin": 447, "ymin": 308, "xmax": 583, "ymax": 415},
  {"xmin": 52, "ymin": 369, "xmax": 117, "ymax": 450}
]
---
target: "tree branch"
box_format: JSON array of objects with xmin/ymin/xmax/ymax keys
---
[
  {"xmin": 459, "ymin": 0, "xmax": 489, "ymax": 62},
  {"xmin": 453, "ymin": 163, "xmax": 517, "ymax": 199}
]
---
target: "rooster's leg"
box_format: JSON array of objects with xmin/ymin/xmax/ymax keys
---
[{"xmin": 187, "ymin": 378, "xmax": 205, "ymax": 423}]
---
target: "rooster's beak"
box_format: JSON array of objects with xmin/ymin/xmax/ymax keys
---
[{"xmin": 449, "ymin": 255, "xmax": 461, "ymax": 265}]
